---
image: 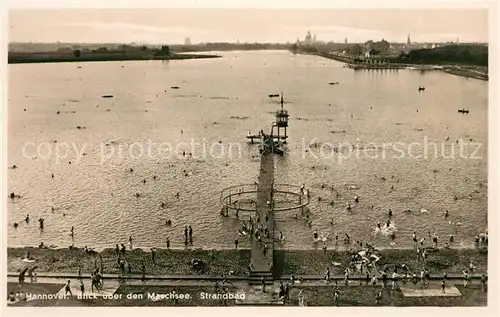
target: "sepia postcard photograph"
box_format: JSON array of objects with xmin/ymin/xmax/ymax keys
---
[{"xmin": 1, "ymin": 0, "xmax": 498, "ymax": 314}]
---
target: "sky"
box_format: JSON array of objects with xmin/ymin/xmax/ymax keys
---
[{"xmin": 8, "ymin": 9, "xmax": 489, "ymax": 44}]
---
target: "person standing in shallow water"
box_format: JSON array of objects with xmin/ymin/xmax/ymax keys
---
[
  {"xmin": 129, "ymin": 236, "xmax": 133, "ymax": 250},
  {"xmin": 188, "ymin": 226, "xmax": 193, "ymax": 243}
]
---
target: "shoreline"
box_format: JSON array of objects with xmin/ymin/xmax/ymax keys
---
[
  {"xmin": 8, "ymin": 247, "xmax": 487, "ymax": 277},
  {"xmin": 7, "ymin": 52, "xmax": 221, "ymax": 64},
  {"xmin": 308, "ymin": 52, "xmax": 488, "ymax": 81},
  {"xmin": 5, "ymin": 243, "xmax": 481, "ymax": 252}
]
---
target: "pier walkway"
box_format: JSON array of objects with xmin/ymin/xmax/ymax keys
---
[{"xmin": 249, "ymin": 153, "xmax": 275, "ymax": 280}]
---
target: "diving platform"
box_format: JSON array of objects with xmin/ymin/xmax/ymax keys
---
[
  {"xmin": 246, "ymin": 134, "xmax": 288, "ymax": 144},
  {"xmin": 247, "ymin": 94, "xmax": 290, "ymax": 149}
]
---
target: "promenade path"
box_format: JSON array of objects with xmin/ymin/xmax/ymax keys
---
[{"xmin": 250, "ymin": 153, "xmax": 275, "ymax": 275}]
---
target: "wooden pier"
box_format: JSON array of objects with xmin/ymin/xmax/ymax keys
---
[{"xmin": 249, "ymin": 153, "xmax": 275, "ymax": 282}]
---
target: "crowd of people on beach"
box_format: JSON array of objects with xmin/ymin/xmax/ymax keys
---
[{"xmin": 8, "ymin": 150, "xmax": 488, "ymax": 307}]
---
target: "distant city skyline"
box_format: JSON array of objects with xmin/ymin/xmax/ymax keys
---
[{"xmin": 9, "ymin": 9, "xmax": 489, "ymax": 44}]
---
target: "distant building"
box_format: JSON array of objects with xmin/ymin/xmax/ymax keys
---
[
  {"xmin": 365, "ymin": 48, "xmax": 379, "ymax": 58},
  {"xmin": 296, "ymin": 30, "xmax": 322, "ymax": 47},
  {"xmin": 407, "ymin": 34, "xmax": 411, "ymax": 46},
  {"xmin": 345, "ymin": 37, "xmax": 348, "ymax": 44},
  {"xmin": 184, "ymin": 37, "xmax": 191, "ymax": 45},
  {"xmin": 304, "ymin": 30, "xmax": 312, "ymax": 45}
]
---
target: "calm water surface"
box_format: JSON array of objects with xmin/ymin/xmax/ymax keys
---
[{"xmin": 8, "ymin": 51, "xmax": 488, "ymax": 250}]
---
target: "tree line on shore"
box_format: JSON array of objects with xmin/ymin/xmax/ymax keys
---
[
  {"xmin": 293, "ymin": 43, "xmax": 488, "ymax": 67},
  {"xmin": 405, "ymin": 45, "xmax": 488, "ymax": 66}
]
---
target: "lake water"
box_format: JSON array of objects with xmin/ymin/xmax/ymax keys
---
[{"xmin": 7, "ymin": 50, "xmax": 488, "ymax": 250}]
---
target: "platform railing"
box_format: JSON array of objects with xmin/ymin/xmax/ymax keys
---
[{"xmin": 220, "ymin": 183, "xmax": 310, "ymax": 212}]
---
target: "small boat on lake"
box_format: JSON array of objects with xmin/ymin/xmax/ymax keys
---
[{"xmin": 458, "ymin": 109, "xmax": 470, "ymax": 114}]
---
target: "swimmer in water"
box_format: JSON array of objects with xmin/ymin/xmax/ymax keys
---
[
  {"xmin": 25, "ymin": 214, "xmax": 30, "ymax": 223},
  {"xmin": 354, "ymin": 195, "xmax": 359, "ymax": 203},
  {"xmin": 388, "ymin": 209, "xmax": 393, "ymax": 217},
  {"xmin": 413, "ymin": 232, "xmax": 417, "ymax": 246},
  {"xmin": 377, "ymin": 222, "xmax": 381, "ymax": 230},
  {"xmin": 313, "ymin": 230, "xmax": 319, "ymax": 240},
  {"xmin": 14, "ymin": 223, "xmax": 18, "ymax": 229},
  {"xmin": 445, "ymin": 210, "xmax": 449, "ymax": 218},
  {"xmin": 347, "ymin": 203, "xmax": 351, "ymax": 211},
  {"xmin": 51, "ymin": 173, "xmax": 54, "ymax": 178}
]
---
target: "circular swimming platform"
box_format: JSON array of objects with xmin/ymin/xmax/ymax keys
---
[{"xmin": 220, "ymin": 183, "xmax": 310, "ymax": 212}]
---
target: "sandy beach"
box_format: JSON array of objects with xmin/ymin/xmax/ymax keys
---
[{"xmin": 8, "ymin": 247, "xmax": 487, "ymax": 277}]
